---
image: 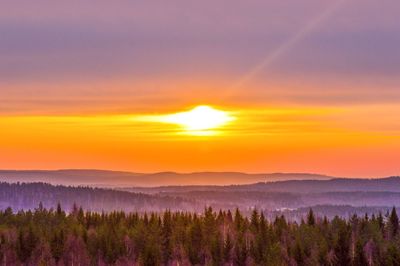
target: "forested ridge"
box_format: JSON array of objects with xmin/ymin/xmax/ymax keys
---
[
  {"xmin": 0, "ymin": 182, "xmax": 196, "ymax": 212},
  {"xmin": 1, "ymin": 182, "xmax": 400, "ymax": 219},
  {"xmin": 0, "ymin": 205, "xmax": 400, "ymax": 265}
]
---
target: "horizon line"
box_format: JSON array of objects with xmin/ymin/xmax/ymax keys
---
[{"xmin": 1, "ymin": 168, "xmax": 397, "ymax": 180}]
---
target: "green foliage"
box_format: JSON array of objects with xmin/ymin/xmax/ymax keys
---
[
  {"xmin": 353, "ymin": 240, "xmax": 368, "ymax": 266},
  {"xmin": 390, "ymin": 207, "xmax": 399, "ymax": 237},
  {"xmin": 16, "ymin": 225, "xmax": 38, "ymax": 263},
  {"xmin": 0, "ymin": 206, "xmax": 399, "ymax": 265},
  {"xmin": 307, "ymin": 208, "xmax": 316, "ymax": 226},
  {"xmin": 385, "ymin": 243, "xmax": 400, "ymax": 266},
  {"xmin": 50, "ymin": 229, "xmax": 64, "ymax": 262}
]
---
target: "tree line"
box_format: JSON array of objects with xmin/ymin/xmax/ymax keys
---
[
  {"xmin": 0, "ymin": 182, "xmax": 196, "ymax": 213},
  {"xmin": 0, "ymin": 204, "xmax": 399, "ymax": 265}
]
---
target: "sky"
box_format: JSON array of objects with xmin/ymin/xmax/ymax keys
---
[{"xmin": 0, "ymin": 0, "xmax": 399, "ymax": 177}]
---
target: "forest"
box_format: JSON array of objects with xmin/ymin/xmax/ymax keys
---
[
  {"xmin": 1, "ymin": 182, "xmax": 399, "ymax": 219},
  {"xmin": 0, "ymin": 205, "xmax": 400, "ymax": 265},
  {"xmin": 0, "ymin": 182, "xmax": 196, "ymax": 213}
]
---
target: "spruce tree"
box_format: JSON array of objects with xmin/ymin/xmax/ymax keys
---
[
  {"xmin": 223, "ymin": 234, "xmax": 233, "ymax": 263},
  {"xmin": 390, "ymin": 207, "xmax": 399, "ymax": 237},
  {"xmin": 307, "ymin": 208, "xmax": 315, "ymax": 226}
]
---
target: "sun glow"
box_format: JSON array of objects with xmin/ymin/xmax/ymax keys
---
[
  {"xmin": 140, "ymin": 105, "xmax": 236, "ymax": 136},
  {"xmin": 163, "ymin": 105, "xmax": 234, "ymax": 130}
]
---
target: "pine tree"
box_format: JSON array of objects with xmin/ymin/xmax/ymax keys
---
[
  {"xmin": 210, "ymin": 233, "xmax": 222, "ymax": 266},
  {"xmin": 161, "ymin": 210, "xmax": 173, "ymax": 265},
  {"xmin": 234, "ymin": 238, "xmax": 247, "ymax": 266},
  {"xmin": 293, "ymin": 239, "xmax": 305, "ymax": 266},
  {"xmin": 50, "ymin": 230, "xmax": 64, "ymax": 263},
  {"xmin": 389, "ymin": 207, "xmax": 399, "ymax": 237},
  {"xmin": 334, "ymin": 223, "xmax": 351, "ymax": 266},
  {"xmin": 234, "ymin": 208, "xmax": 243, "ymax": 231},
  {"xmin": 353, "ymin": 240, "xmax": 367, "ymax": 266},
  {"xmin": 16, "ymin": 226, "xmax": 37, "ymax": 263},
  {"xmin": 223, "ymin": 234, "xmax": 233, "ymax": 263},
  {"xmin": 307, "ymin": 208, "xmax": 316, "ymax": 226},
  {"xmin": 385, "ymin": 243, "xmax": 400, "ymax": 266},
  {"xmin": 377, "ymin": 212, "xmax": 384, "ymax": 231},
  {"xmin": 250, "ymin": 209, "xmax": 259, "ymax": 232},
  {"xmin": 187, "ymin": 217, "xmax": 203, "ymax": 265},
  {"xmin": 1, "ymin": 203, "xmax": 400, "ymax": 265}
]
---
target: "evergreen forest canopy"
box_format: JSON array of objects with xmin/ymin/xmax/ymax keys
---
[
  {"xmin": 0, "ymin": 205, "xmax": 400, "ymax": 265},
  {"xmin": 1, "ymin": 181, "xmax": 400, "ymax": 219}
]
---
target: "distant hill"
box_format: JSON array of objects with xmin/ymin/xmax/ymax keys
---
[
  {"xmin": 121, "ymin": 177, "xmax": 400, "ymax": 212},
  {"xmin": 0, "ymin": 182, "xmax": 196, "ymax": 212},
  {"xmin": 0, "ymin": 169, "xmax": 333, "ymax": 187},
  {"xmin": 239, "ymin": 176, "xmax": 400, "ymax": 193},
  {"xmin": 1, "ymin": 181, "xmax": 400, "ymax": 215},
  {"xmin": 124, "ymin": 176, "xmax": 400, "ymax": 194},
  {"xmin": 124, "ymin": 175, "xmax": 400, "ymax": 194}
]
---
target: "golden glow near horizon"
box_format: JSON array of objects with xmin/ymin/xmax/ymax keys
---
[
  {"xmin": 0, "ymin": 104, "xmax": 400, "ymax": 177},
  {"xmin": 137, "ymin": 105, "xmax": 236, "ymax": 136}
]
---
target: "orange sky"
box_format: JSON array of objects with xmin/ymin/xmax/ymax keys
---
[
  {"xmin": 1, "ymin": 0, "xmax": 400, "ymax": 178},
  {"xmin": 1, "ymin": 102, "xmax": 399, "ymax": 177}
]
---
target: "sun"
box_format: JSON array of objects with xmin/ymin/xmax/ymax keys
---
[
  {"xmin": 135, "ymin": 105, "xmax": 236, "ymax": 136},
  {"xmin": 160, "ymin": 105, "xmax": 235, "ymax": 135}
]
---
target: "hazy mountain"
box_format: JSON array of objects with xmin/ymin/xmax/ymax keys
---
[
  {"xmin": 238, "ymin": 176, "xmax": 400, "ymax": 193},
  {"xmin": 2, "ymin": 171, "xmax": 400, "ymax": 217},
  {"xmin": 1, "ymin": 182, "xmax": 400, "ymax": 218},
  {"xmin": 0, "ymin": 182, "xmax": 197, "ymax": 212},
  {"xmin": 0, "ymin": 169, "xmax": 332, "ymax": 187},
  {"xmin": 124, "ymin": 176, "xmax": 400, "ymax": 194},
  {"xmin": 121, "ymin": 176, "xmax": 400, "ymax": 211}
]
